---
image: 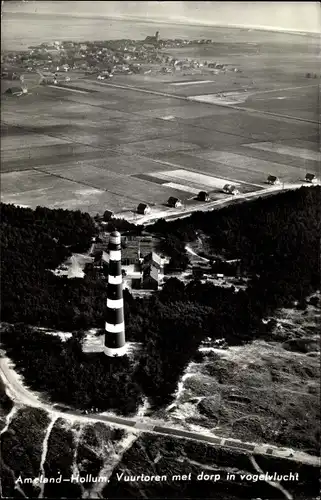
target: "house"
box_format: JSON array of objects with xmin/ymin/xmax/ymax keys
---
[
  {"xmin": 267, "ymin": 175, "xmax": 280, "ymax": 185},
  {"xmin": 222, "ymin": 184, "xmax": 239, "ymax": 195},
  {"xmin": 103, "ymin": 210, "xmax": 113, "ymax": 221},
  {"xmin": 137, "ymin": 203, "xmax": 151, "ymax": 215},
  {"xmin": 144, "ymin": 251, "xmax": 169, "ymax": 273},
  {"xmin": 305, "ymin": 173, "xmax": 317, "ymax": 183},
  {"xmin": 197, "ymin": 191, "xmax": 210, "ymax": 202},
  {"xmin": 167, "ymin": 196, "xmax": 182, "ymax": 208},
  {"xmin": 151, "ymin": 251, "xmax": 169, "ymax": 271},
  {"xmin": 92, "ymin": 250, "xmax": 109, "ymax": 278},
  {"xmin": 141, "ymin": 265, "xmax": 159, "ymax": 290}
]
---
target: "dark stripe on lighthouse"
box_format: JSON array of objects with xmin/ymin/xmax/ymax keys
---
[
  {"xmin": 107, "ymin": 283, "xmax": 123, "ymax": 300},
  {"xmin": 106, "ymin": 307, "xmax": 124, "ymax": 325},
  {"xmin": 109, "ymin": 242, "xmax": 120, "ymax": 251},
  {"xmin": 109, "ymin": 260, "xmax": 121, "ymax": 276},
  {"xmin": 107, "ymin": 331, "xmax": 126, "ymax": 348}
]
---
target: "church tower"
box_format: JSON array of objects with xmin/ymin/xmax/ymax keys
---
[{"xmin": 104, "ymin": 231, "xmax": 127, "ymax": 357}]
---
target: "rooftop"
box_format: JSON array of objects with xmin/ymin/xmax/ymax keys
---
[
  {"xmin": 306, "ymin": 173, "xmax": 316, "ymax": 179},
  {"xmin": 123, "ymin": 237, "xmax": 158, "ymax": 261},
  {"xmin": 143, "ymin": 264, "xmax": 159, "ymax": 281}
]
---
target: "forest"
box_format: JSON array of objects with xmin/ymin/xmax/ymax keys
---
[
  {"xmin": 2, "ymin": 323, "xmax": 142, "ymax": 414},
  {"xmin": 149, "ymin": 186, "xmax": 321, "ymax": 309},
  {"xmin": 0, "ymin": 203, "xmax": 99, "ymax": 327},
  {"xmin": 1, "ymin": 186, "xmax": 320, "ymax": 413}
]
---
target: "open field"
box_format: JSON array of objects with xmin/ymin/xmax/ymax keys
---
[
  {"xmin": 159, "ymin": 299, "xmax": 320, "ymax": 455},
  {"xmin": 191, "ymin": 150, "xmax": 312, "ymax": 179},
  {"xmin": 244, "ymin": 142, "xmax": 320, "ymax": 162},
  {"xmin": 1, "ymin": 29, "xmax": 319, "ymax": 215},
  {"xmin": 1, "ymin": 144, "xmax": 99, "ymax": 165}
]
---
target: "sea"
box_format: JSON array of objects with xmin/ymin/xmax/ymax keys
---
[{"xmin": 1, "ymin": 12, "xmax": 317, "ymax": 52}]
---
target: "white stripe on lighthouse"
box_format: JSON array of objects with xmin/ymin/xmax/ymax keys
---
[
  {"xmin": 109, "ymin": 250, "xmax": 121, "ymax": 261},
  {"xmin": 103, "ymin": 345, "xmax": 127, "ymax": 357},
  {"xmin": 105, "ymin": 321, "xmax": 125, "ymax": 333},
  {"xmin": 107, "ymin": 298, "xmax": 124, "ymax": 309},
  {"xmin": 108, "ymin": 275, "xmax": 122, "ymax": 284},
  {"xmin": 110, "ymin": 235, "xmax": 121, "ymax": 244}
]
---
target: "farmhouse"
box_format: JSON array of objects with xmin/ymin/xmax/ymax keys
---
[
  {"xmin": 223, "ymin": 184, "xmax": 239, "ymax": 195},
  {"xmin": 305, "ymin": 173, "xmax": 317, "ymax": 183},
  {"xmin": 168, "ymin": 196, "xmax": 182, "ymax": 208},
  {"xmin": 197, "ymin": 191, "xmax": 210, "ymax": 202},
  {"xmin": 267, "ymin": 175, "xmax": 280, "ymax": 185},
  {"xmin": 137, "ymin": 203, "xmax": 151, "ymax": 215}
]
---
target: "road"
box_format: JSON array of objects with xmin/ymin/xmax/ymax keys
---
[
  {"xmin": 185, "ymin": 245, "xmax": 209, "ymax": 262},
  {"xmin": 0, "ymin": 356, "xmax": 319, "ymax": 467},
  {"xmin": 135, "ymin": 182, "xmax": 314, "ymax": 226}
]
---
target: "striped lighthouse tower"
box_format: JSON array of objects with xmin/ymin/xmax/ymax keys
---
[{"xmin": 104, "ymin": 231, "xmax": 127, "ymax": 357}]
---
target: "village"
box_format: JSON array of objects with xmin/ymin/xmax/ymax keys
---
[
  {"xmin": 90, "ymin": 230, "xmax": 249, "ymax": 295},
  {"xmin": 53, "ymin": 225, "xmax": 248, "ymax": 298},
  {"xmin": 1, "ymin": 32, "xmax": 239, "ymax": 81}
]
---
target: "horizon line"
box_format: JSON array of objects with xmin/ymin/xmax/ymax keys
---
[{"xmin": 2, "ymin": 10, "xmax": 319, "ymax": 37}]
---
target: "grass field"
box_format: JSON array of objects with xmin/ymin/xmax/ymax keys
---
[
  {"xmin": 148, "ymin": 169, "xmax": 241, "ymax": 190},
  {"xmin": 1, "ymin": 30, "xmax": 319, "ymax": 215}
]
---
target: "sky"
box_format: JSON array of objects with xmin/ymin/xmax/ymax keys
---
[{"xmin": 2, "ymin": 1, "xmax": 321, "ymax": 33}]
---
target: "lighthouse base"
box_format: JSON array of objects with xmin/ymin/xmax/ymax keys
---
[{"xmin": 103, "ymin": 344, "xmax": 127, "ymax": 357}]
